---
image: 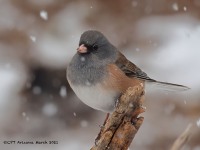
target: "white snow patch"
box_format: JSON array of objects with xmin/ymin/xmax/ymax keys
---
[
  {"xmin": 60, "ymin": 86, "xmax": 67, "ymax": 97},
  {"xmin": 42, "ymin": 103, "xmax": 58, "ymax": 117},
  {"xmin": 30, "ymin": 35, "xmax": 36, "ymax": 42},
  {"xmin": 183, "ymin": 6, "xmax": 187, "ymax": 11},
  {"xmin": 22, "ymin": 112, "xmax": 26, "ymax": 117},
  {"xmin": 80, "ymin": 56, "xmax": 85, "ymax": 62},
  {"xmin": 172, "ymin": 3, "xmax": 179, "ymax": 11},
  {"xmin": 22, "ymin": 112, "xmax": 30, "ymax": 121},
  {"xmin": 80, "ymin": 120, "xmax": 88, "ymax": 128},
  {"xmin": 196, "ymin": 118, "xmax": 200, "ymax": 127},
  {"xmin": 40, "ymin": 10, "xmax": 48, "ymax": 20}
]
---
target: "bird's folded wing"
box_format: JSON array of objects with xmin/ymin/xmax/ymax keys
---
[
  {"xmin": 115, "ymin": 52, "xmax": 190, "ymax": 91},
  {"xmin": 115, "ymin": 52, "xmax": 154, "ymax": 81}
]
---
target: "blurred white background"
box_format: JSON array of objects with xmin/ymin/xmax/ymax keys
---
[{"xmin": 0, "ymin": 0, "xmax": 199, "ymax": 150}]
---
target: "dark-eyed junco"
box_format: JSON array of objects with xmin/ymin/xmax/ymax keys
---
[{"xmin": 67, "ymin": 30, "xmax": 189, "ymax": 112}]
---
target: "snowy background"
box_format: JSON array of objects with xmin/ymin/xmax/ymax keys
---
[{"xmin": 0, "ymin": 0, "xmax": 200, "ymax": 150}]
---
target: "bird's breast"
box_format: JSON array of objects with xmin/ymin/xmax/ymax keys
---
[{"xmin": 68, "ymin": 81, "xmax": 120, "ymax": 112}]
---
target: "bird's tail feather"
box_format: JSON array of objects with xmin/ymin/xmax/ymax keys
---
[{"xmin": 146, "ymin": 80, "xmax": 190, "ymax": 92}]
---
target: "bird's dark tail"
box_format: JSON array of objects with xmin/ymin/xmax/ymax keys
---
[{"xmin": 147, "ymin": 79, "xmax": 190, "ymax": 92}]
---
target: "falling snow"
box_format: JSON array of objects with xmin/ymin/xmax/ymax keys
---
[
  {"xmin": 183, "ymin": 6, "xmax": 187, "ymax": 11},
  {"xmin": 80, "ymin": 56, "xmax": 85, "ymax": 62},
  {"xmin": 22, "ymin": 112, "xmax": 26, "ymax": 117},
  {"xmin": 172, "ymin": 3, "xmax": 179, "ymax": 11},
  {"xmin": 42, "ymin": 103, "xmax": 58, "ymax": 117},
  {"xmin": 73, "ymin": 112, "xmax": 77, "ymax": 117},
  {"xmin": 40, "ymin": 10, "xmax": 48, "ymax": 20},
  {"xmin": 135, "ymin": 47, "xmax": 140, "ymax": 52},
  {"xmin": 60, "ymin": 86, "xmax": 67, "ymax": 97},
  {"xmin": 32, "ymin": 86, "xmax": 42, "ymax": 95},
  {"xmin": 30, "ymin": 35, "xmax": 36, "ymax": 42},
  {"xmin": 85, "ymin": 80, "xmax": 91, "ymax": 86},
  {"xmin": 22, "ymin": 112, "xmax": 30, "ymax": 121},
  {"xmin": 196, "ymin": 118, "xmax": 200, "ymax": 127},
  {"xmin": 80, "ymin": 120, "xmax": 88, "ymax": 127}
]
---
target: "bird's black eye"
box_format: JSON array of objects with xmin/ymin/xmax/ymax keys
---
[{"xmin": 92, "ymin": 44, "xmax": 98, "ymax": 50}]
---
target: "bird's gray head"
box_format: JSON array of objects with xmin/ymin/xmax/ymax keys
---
[
  {"xmin": 68, "ymin": 30, "xmax": 117, "ymax": 85},
  {"xmin": 77, "ymin": 30, "xmax": 116, "ymax": 60}
]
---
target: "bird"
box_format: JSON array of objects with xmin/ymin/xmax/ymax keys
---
[{"xmin": 67, "ymin": 30, "xmax": 189, "ymax": 113}]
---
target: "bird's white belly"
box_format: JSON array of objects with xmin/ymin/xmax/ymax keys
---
[{"xmin": 70, "ymin": 83, "xmax": 119, "ymax": 113}]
